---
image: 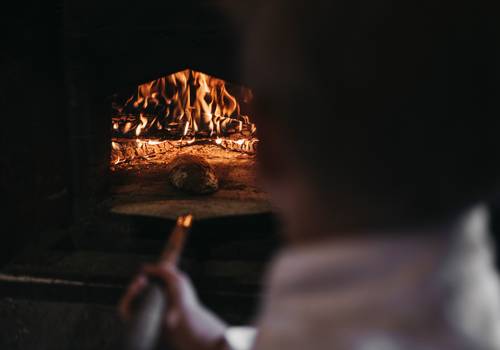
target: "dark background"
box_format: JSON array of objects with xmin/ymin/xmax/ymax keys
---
[{"xmin": 1, "ymin": 1, "xmax": 69, "ymax": 266}]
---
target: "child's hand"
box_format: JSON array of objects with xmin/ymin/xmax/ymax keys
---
[{"xmin": 120, "ymin": 263, "xmax": 230, "ymax": 350}]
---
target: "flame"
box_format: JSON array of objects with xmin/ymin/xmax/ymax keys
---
[
  {"xmin": 111, "ymin": 69, "xmax": 258, "ymax": 166},
  {"xmin": 140, "ymin": 114, "xmax": 148, "ymax": 128},
  {"xmin": 135, "ymin": 124, "xmax": 142, "ymax": 136},
  {"xmin": 112, "ymin": 69, "xmax": 255, "ymax": 140},
  {"xmin": 135, "ymin": 113, "xmax": 149, "ymax": 136}
]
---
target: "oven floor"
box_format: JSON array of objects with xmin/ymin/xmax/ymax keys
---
[{"xmin": 110, "ymin": 146, "xmax": 271, "ymax": 220}]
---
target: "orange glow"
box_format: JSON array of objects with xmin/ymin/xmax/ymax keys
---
[{"xmin": 178, "ymin": 214, "xmax": 193, "ymax": 228}]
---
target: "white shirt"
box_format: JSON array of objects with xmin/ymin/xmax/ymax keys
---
[{"xmin": 226, "ymin": 205, "xmax": 500, "ymax": 350}]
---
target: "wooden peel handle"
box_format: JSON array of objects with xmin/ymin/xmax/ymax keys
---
[
  {"xmin": 160, "ymin": 214, "xmax": 192, "ymax": 264},
  {"xmin": 125, "ymin": 214, "xmax": 193, "ymax": 350}
]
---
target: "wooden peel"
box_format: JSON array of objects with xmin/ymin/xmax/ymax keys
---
[
  {"xmin": 160, "ymin": 214, "xmax": 192, "ymax": 264},
  {"xmin": 125, "ymin": 214, "xmax": 193, "ymax": 350}
]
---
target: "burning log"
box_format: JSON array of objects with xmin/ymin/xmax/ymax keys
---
[
  {"xmin": 111, "ymin": 137, "xmax": 258, "ymax": 166},
  {"xmin": 166, "ymin": 155, "xmax": 219, "ymax": 194},
  {"xmin": 111, "ymin": 139, "xmax": 177, "ymax": 165},
  {"xmin": 216, "ymin": 137, "xmax": 258, "ymax": 153}
]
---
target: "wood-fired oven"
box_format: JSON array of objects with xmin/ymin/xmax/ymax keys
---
[{"xmin": 0, "ymin": 2, "xmax": 278, "ymax": 348}]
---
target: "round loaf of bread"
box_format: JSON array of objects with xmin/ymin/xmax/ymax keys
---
[{"xmin": 166, "ymin": 155, "xmax": 219, "ymax": 194}]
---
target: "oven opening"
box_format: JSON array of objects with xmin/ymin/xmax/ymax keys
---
[{"xmin": 108, "ymin": 69, "xmax": 270, "ymax": 220}]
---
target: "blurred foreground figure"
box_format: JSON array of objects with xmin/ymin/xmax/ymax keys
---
[{"xmin": 122, "ymin": 0, "xmax": 500, "ymax": 349}]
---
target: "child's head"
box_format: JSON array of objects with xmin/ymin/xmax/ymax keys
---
[{"xmin": 241, "ymin": 0, "xmax": 500, "ymax": 235}]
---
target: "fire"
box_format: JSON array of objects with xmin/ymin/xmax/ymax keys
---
[
  {"xmin": 112, "ymin": 69, "xmax": 255, "ymax": 140},
  {"xmin": 111, "ymin": 69, "xmax": 258, "ymax": 166},
  {"xmin": 135, "ymin": 113, "xmax": 149, "ymax": 136}
]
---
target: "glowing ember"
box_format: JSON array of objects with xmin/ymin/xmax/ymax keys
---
[{"xmin": 111, "ymin": 69, "xmax": 257, "ymax": 166}]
